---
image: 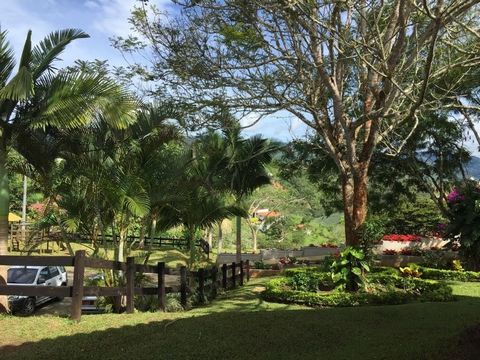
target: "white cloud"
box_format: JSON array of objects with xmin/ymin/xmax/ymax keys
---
[
  {"xmin": 0, "ymin": 1, "xmax": 53, "ymax": 55},
  {"xmin": 85, "ymin": 0, "xmax": 138, "ymax": 37},
  {"xmin": 85, "ymin": 0, "xmax": 170, "ymax": 37}
]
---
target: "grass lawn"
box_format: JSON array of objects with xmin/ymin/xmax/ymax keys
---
[
  {"xmin": 1, "ymin": 279, "xmax": 480, "ymax": 359},
  {"xmin": 11, "ymin": 242, "xmax": 217, "ymax": 268}
]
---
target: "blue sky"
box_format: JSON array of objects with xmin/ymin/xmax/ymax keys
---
[
  {"xmin": 0, "ymin": 0, "xmax": 478, "ymax": 154},
  {"xmin": 0, "ymin": 0, "xmax": 305, "ymax": 141}
]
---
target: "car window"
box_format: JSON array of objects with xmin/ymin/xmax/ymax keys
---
[
  {"xmin": 39, "ymin": 267, "xmax": 50, "ymax": 280},
  {"xmin": 49, "ymin": 266, "xmax": 60, "ymax": 277},
  {"xmin": 7, "ymin": 268, "xmax": 37, "ymax": 284},
  {"xmin": 58, "ymin": 266, "xmax": 66, "ymax": 274}
]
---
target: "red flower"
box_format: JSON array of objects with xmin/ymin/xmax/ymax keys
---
[{"xmin": 382, "ymin": 234, "xmax": 422, "ymax": 242}]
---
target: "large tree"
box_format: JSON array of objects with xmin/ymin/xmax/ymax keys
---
[
  {"xmin": 0, "ymin": 28, "xmax": 137, "ymax": 312},
  {"xmin": 118, "ymin": 0, "xmax": 480, "ymax": 245}
]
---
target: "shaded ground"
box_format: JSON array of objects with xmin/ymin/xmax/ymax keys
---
[
  {"xmin": 451, "ymin": 323, "xmax": 480, "ymax": 360},
  {"xmin": 1, "ymin": 280, "xmax": 480, "ymax": 360}
]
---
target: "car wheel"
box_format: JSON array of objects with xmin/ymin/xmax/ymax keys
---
[{"xmin": 20, "ymin": 298, "xmax": 36, "ymax": 316}]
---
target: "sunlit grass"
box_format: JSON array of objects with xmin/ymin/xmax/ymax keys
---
[{"xmin": 1, "ymin": 280, "xmax": 479, "ymax": 359}]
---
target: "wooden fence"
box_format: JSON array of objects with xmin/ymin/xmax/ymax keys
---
[
  {"xmin": 9, "ymin": 226, "xmax": 210, "ymax": 256},
  {"xmin": 0, "ymin": 251, "xmax": 249, "ymax": 321}
]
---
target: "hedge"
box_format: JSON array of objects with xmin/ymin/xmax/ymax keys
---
[{"xmin": 419, "ymin": 267, "xmax": 480, "ymax": 282}]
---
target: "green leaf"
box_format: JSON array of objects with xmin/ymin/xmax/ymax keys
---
[
  {"xmin": 32, "ymin": 28, "xmax": 89, "ymax": 79},
  {"xmin": 0, "ymin": 65, "xmax": 34, "ymax": 100},
  {"xmin": 0, "ymin": 29, "xmax": 16, "ymax": 83},
  {"xmin": 351, "ymin": 267, "xmax": 362, "ymax": 276}
]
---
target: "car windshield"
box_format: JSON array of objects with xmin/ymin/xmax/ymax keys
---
[{"xmin": 7, "ymin": 268, "xmax": 38, "ymax": 284}]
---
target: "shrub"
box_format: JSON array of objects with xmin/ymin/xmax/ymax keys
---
[
  {"xmin": 419, "ymin": 267, "xmax": 480, "ymax": 282},
  {"xmin": 285, "ymin": 267, "xmax": 333, "ymax": 291},
  {"xmin": 422, "ymin": 249, "xmax": 449, "ymax": 269}
]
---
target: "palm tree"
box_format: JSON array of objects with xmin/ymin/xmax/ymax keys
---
[
  {"xmin": 0, "ymin": 28, "xmax": 137, "ymax": 312},
  {"xmin": 154, "ymin": 145, "xmax": 245, "ymax": 268},
  {"xmin": 223, "ymin": 127, "xmax": 275, "ymax": 262}
]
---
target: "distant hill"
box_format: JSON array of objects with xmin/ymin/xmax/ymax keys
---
[{"xmin": 465, "ymin": 156, "xmax": 480, "ymax": 179}]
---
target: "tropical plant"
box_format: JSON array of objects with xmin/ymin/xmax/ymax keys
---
[
  {"xmin": 118, "ymin": 0, "xmax": 480, "ymax": 247},
  {"xmin": 399, "ymin": 264, "xmax": 423, "ymax": 278},
  {"xmin": 331, "ymin": 247, "xmax": 370, "ymax": 292},
  {"xmin": 223, "ymin": 127, "xmax": 275, "ymax": 262},
  {"xmin": 0, "ymin": 28, "xmax": 137, "ymax": 312}
]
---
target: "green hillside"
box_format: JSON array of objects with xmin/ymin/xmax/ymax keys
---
[{"xmin": 219, "ymin": 164, "xmax": 345, "ymax": 252}]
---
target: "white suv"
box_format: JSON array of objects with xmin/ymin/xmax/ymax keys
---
[{"xmin": 7, "ymin": 266, "xmax": 68, "ymax": 315}]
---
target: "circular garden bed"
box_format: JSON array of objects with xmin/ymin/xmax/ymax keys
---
[{"xmin": 261, "ymin": 267, "xmax": 456, "ymax": 307}]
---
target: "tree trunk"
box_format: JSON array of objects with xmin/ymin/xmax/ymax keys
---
[
  {"xmin": 149, "ymin": 218, "xmax": 157, "ymax": 251},
  {"xmin": 206, "ymin": 226, "xmax": 213, "ymax": 248},
  {"xmin": 0, "ymin": 139, "xmax": 10, "ymax": 312},
  {"xmin": 235, "ymin": 216, "xmax": 242, "ymax": 263},
  {"xmin": 138, "ymin": 219, "xmax": 146, "ymax": 249},
  {"xmin": 217, "ymin": 221, "xmax": 223, "ymax": 254},
  {"xmin": 118, "ymin": 228, "xmax": 126, "ymax": 263},
  {"xmin": 341, "ymin": 171, "xmax": 369, "ymax": 247}
]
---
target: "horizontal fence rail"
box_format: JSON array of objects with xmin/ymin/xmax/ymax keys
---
[{"xmin": 0, "ymin": 251, "xmax": 249, "ymax": 321}]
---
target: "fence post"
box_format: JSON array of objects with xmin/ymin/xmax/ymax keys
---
[
  {"xmin": 180, "ymin": 266, "xmax": 187, "ymax": 308},
  {"xmin": 198, "ymin": 268, "xmax": 205, "ymax": 304},
  {"xmin": 126, "ymin": 257, "xmax": 135, "ymax": 314},
  {"xmin": 246, "ymin": 260, "xmax": 250, "ymax": 282},
  {"xmin": 231, "ymin": 262, "xmax": 236, "ymax": 288},
  {"xmin": 157, "ymin": 262, "xmax": 166, "ymax": 312},
  {"xmin": 211, "ymin": 266, "xmax": 218, "ymax": 298},
  {"xmin": 239, "ymin": 260, "xmax": 244, "ymax": 286},
  {"xmin": 222, "ymin": 263, "xmax": 227, "ymax": 290},
  {"xmin": 71, "ymin": 250, "xmax": 86, "ymax": 322}
]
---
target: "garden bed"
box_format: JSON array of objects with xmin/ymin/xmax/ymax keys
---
[{"xmin": 262, "ymin": 267, "xmax": 454, "ymax": 308}]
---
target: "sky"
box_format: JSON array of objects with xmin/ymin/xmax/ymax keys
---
[
  {"xmin": 0, "ymin": 0, "xmax": 305, "ymax": 141},
  {"xmin": 0, "ymin": 0, "xmax": 478, "ymax": 154}
]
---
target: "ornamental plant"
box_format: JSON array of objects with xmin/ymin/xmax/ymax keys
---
[
  {"xmin": 383, "ymin": 234, "xmax": 422, "ymax": 242},
  {"xmin": 447, "ymin": 181, "xmax": 480, "ymax": 270},
  {"xmin": 383, "ymin": 249, "xmax": 398, "ymax": 255},
  {"xmin": 331, "ymin": 247, "xmax": 370, "ymax": 292}
]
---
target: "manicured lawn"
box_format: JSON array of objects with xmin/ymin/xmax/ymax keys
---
[{"xmin": 1, "ymin": 280, "xmax": 479, "ymax": 359}]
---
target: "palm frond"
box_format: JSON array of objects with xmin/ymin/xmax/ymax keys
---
[
  {"xmin": 19, "ymin": 30, "xmax": 32, "ymax": 70},
  {"xmin": 31, "ymin": 28, "xmax": 89, "ymax": 78},
  {"xmin": 0, "ymin": 65, "xmax": 34, "ymax": 100},
  {"xmin": 0, "ymin": 29, "xmax": 15, "ymax": 84},
  {"xmin": 31, "ymin": 71, "xmax": 138, "ymax": 129}
]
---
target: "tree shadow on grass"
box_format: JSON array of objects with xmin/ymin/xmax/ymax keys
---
[{"xmin": 2, "ymin": 295, "xmax": 480, "ymax": 360}]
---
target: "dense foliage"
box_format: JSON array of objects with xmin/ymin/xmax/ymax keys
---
[
  {"xmin": 447, "ymin": 181, "xmax": 480, "ymax": 270},
  {"xmin": 262, "ymin": 268, "xmax": 453, "ymax": 307}
]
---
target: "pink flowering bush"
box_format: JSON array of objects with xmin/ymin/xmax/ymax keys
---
[
  {"xmin": 447, "ymin": 188, "xmax": 465, "ymax": 203},
  {"xmin": 447, "ymin": 181, "xmax": 480, "ymax": 269}
]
